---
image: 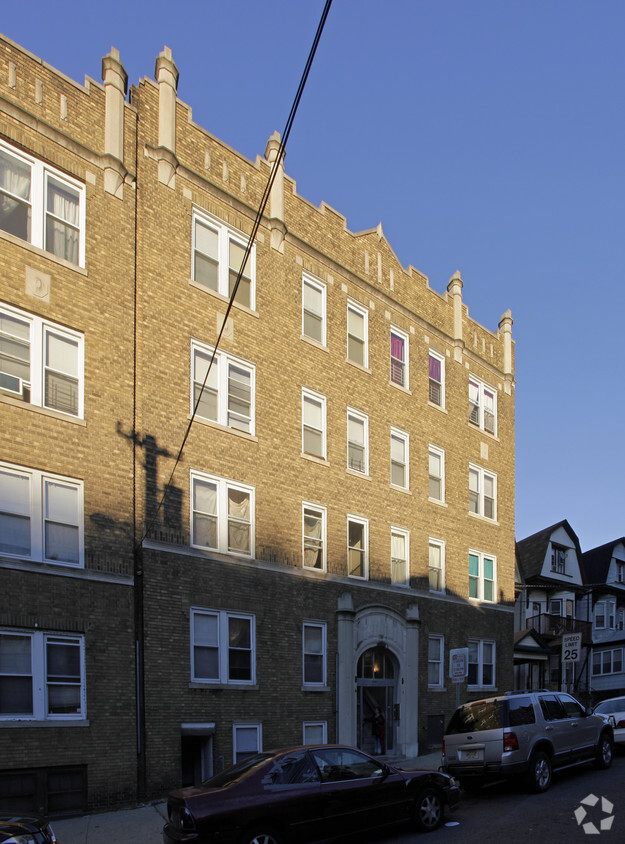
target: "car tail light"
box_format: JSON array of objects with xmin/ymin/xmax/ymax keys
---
[
  {"xmin": 503, "ymin": 731, "xmax": 519, "ymax": 752},
  {"xmin": 168, "ymin": 803, "xmax": 196, "ymax": 832}
]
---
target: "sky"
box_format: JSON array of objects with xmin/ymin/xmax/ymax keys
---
[{"xmin": 3, "ymin": 0, "xmax": 623, "ymax": 550}]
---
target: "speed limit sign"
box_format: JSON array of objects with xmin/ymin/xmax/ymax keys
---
[{"xmin": 562, "ymin": 633, "xmax": 582, "ymax": 663}]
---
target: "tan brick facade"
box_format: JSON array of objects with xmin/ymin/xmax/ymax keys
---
[{"xmin": 0, "ymin": 34, "xmax": 515, "ymax": 810}]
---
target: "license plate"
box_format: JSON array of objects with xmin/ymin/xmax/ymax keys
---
[{"xmin": 460, "ymin": 748, "xmax": 482, "ymax": 761}]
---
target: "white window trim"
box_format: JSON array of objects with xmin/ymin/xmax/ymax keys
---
[
  {"xmin": 0, "ymin": 139, "xmax": 86, "ymax": 267},
  {"xmin": 390, "ymin": 325, "xmax": 409, "ymax": 389},
  {"xmin": 346, "ymin": 299, "xmax": 368, "ymax": 368},
  {"xmin": 191, "ymin": 607, "xmax": 256, "ymax": 685},
  {"xmin": 0, "ymin": 629, "xmax": 86, "ymax": 721},
  {"xmin": 303, "ymin": 721, "xmax": 327, "ymax": 745},
  {"xmin": 468, "ymin": 638, "xmax": 496, "ymax": 689},
  {"xmin": 592, "ymin": 647, "xmax": 624, "ymax": 676},
  {"xmin": 190, "ymin": 470, "xmax": 255, "ymax": 558},
  {"xmin": 191, "ymin": 208, "xmax": 256, "ymax": 310},
  {"xmin": 429, "ymin": 537, "xmax": 446, "ymax": 594},
  {"xmin": 594, "ymin": 599, "xmax": 616, "ymax": 630},
  {"xmin": 347, "ymin": 515, "xmax": 369, "ymax": 580},
  {"xmin": 233, "ymin": 722, "xmax": 262, "ymax": 764},
  {"xmin": 469, "ymin": 375, "xmax": 497, "ymax": 435},
  {"xmin": 390, "ymin": 427, "xmax": 409, "ymax": 490},
  {"xmin": 469, "ymin": 463, "xmax": 497, "ymax": 521},
  {"xmin": 468, "ymin": 549, "xmax": 497, "ymax": 603},
  {"xmin": 1, "ymin": 302, "xmax": 85, "ymax": 418},
  {"xmin": 302, "ymin": 388, "xmax": 327, "ymax": 460},
  {"xmin": 302, "ymin": 621, "xmax": 327, "ymax": 687},
  {"xmin": 190, "ymin": 340, "xmax": 255, "ymax": 435},
  {"xmin": 427, "ymin": 634, "xmax": 445, "ymax": 689},
  {"xmin": 302, "ymin": 502, "xmax": 327, "ymax": 572},
  {"xmin": 302, "ymin": 273, "xmax": 326, "ymax": 346},
  {"xmin": 428, "ymin": 444, "xmax": 445, "ymax": 503},
  {"xmin": 428, "ymin": 350, "xmax": 445, "ymax": 408},
  {"xmin": 391, "ymin": 526, "xmax": 410, "ymax": 586},
  {"xmin": 346, "ymin": 407, "xmax": 368, "ymax": 475},
  {"xmin": 0, "ymin": 461, "xmax": 84, "ymax": 567}
]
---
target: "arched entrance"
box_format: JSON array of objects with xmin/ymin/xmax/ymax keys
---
[{"xmin": 356, "ymin": 646, "xmax": 396, "ymax": 755}]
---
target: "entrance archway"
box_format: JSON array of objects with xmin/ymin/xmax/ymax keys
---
[{"xmin": 356, "ymin": 646, "xmax": 396, "ymax": 755}]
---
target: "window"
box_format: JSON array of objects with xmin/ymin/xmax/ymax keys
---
[
  {"xmin": 428, "ymin": 351, "xmax": 444, "ymax": 407},
  {"xmin": 347, "ymin": 409, "xmax": 368, "ymax": 474},
  {"xmin": 192, "ymin": 211, "xmax": 255, "ymax": 309},
  {"xmin": 428, "ymin": 445, "xmax": 445, "ymax": 502},
  {"xmin": 303, "ymin": 722, "xmax": 327, "ymax": 745},
  {"xmin": 302, "ymin": 389, "xmax": 326, "ymax": 459},
  {"xmin": 428, "ymin": 635, "xmax": 444, "ymax": 687},
  {"xmin": 190, "ymin": 472, "xmax": 254, "ymax": 557},
  {"xmin": 191, "ymin": 608, "xmax": 255, "ymax": 685},
  {"xmin": 469, "ymin": 377, "xmax": 496, "ymax": 434},
  {"xmin": 347, "ymin": 517, "xmax": 368, "ymax": 579},
  {"xmin": 191, "ymin": 342, "xmax": 254, "ymax": 434},
  {"xmin": 469, "ymin": 464, "xmax": 496, "ymax": 520},
  {"xmin": 592, "ymin": 648, "xmax": 624, "ymax": 676},
  {"xmin": 0, "ymin": 305, "xmax": 84, "ymax": 418},
  {"xmin": 346, "ymin": 300, "xmax": 367, "ymax": 367},
  {"xmin": 302, "ymin": 503, "xmax": 326, "ymax": 571},
  {"xmin": 469, "ymin": 551, "xmax": 496, "ymax": 601},
  {"xmin": 550, "ymin": 544, "xmax": 567, "ymax": 574},
  {"xmin": 0, "ymin": 140, "xmax": 85, "ymax": 266},
  {"xmin": 303, "ymin": 622, "xmax": 326, "ymax": 686},
  {"xmin": 595, "ymin": 600, "xmax": 615, "ymax": 630},
  {"xmin": 616, "ymin": 562, "xmax": 625, "ymax": 584},
  {"xmin": 390, "ymin": 428, "xmax": 409, "ymax": 489},
  {"xmin": 391, "ymin": 527, "xmax": 409, "ymax": 585},
  {"xmin": 0, "ymin": 463, "xmax": 84, "ymax": 566},
  {"xmin": 302, "ymin": 274, "xmax": 326, "ymax": 345},
  {"xmin": 233, "ymin": 724, "xmax": 261, "ymax": 763},
  {"xmin": 0, "ymin": 630, "xmax": 85, "ymax": 720},
  {"xmin": 390, "ymin": 327, "xmax": 408, "ymax": 388},
  {"xmin": 468, "ymin": 639, "xmax": 495, "ymax": 687},
  {"xmin": 429, "ymin": 539, "xmax": 445, "ymax": 593}
]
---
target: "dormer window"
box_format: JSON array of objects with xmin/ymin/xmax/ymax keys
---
[{"xmin": 551, "ymin": 545, "xmax": 566, "ymax": 574}]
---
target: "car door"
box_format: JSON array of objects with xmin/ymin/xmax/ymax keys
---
[
  {"xmin": 259, "ymin": 750, "xmax": 328, "ymax": 843},
  {"xmin": 538, "ymin": 694, "xmax": 574, "ymax": 766},
  {"xmin": 557, "ymin": 693, "xmax": 600, "ymax": 760}
]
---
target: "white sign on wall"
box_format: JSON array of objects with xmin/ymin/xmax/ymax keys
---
[
  {"xmin": 449, "ymin": 647, "xmax": 469, "ymax": 683},
  {"xmin": 562, "ymin": 633, "xmax": 582, "ymax": 663}
]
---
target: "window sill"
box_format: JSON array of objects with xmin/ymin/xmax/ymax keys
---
[
  {"xmin": 428, "ymin": 497, "xmax": 447, "ymax": 507},
  {"xmin": 303, "ymin": 564, "xmax": 327, "ymax": 574},
  {"xmin": 346, "ymin": 467, "xmax": 370, "ymax": 480},
  {"xmin": 428, "ymin": 401, "xmax": 447, "ymax": 413},
  {"xmin": 301, "ymin": 335, "xmax": 329, "ymax": 352},
  {"xmin": 345, "ymin": 358, "xmax": 371, "ymax": 374},
  {"xmin": 468, "ymin": 422, "xmax": 499, "ymax": 441},
  {"xmin": 390, "ymin": 484, "xmax": 411, "ymax": 495},
  {"xmin": 389, "ymin": 380, "xmax": 411, "ymax": 395},
  {"xmin": 188, "ymin": 415, "xmax": 258, "ymax": 441},
  {"xmin": 188, "ymin": 279, "xmax": 259, "ymax": 317},
  {"xmin": 0, "ymin": 393, "xmax": 86, "ymax": 425},
  {"xmin": 0, "ymin": 228, "xmax": 87, "ymax": 274},
  {"xmin": 301, "ymin": 453, "xmax": 329, "ymax": 466},
  {"xmin": 302, "ymin": 685, "xmax": 330, "ymax": 692},
  {"xmin": 0, "ymin": 719, "xmax": 90, "ymax": 727},
  {"xmin": 189, "ymin": 682, "xmax": 259, "ymax": 691},
  {"xmin": 427, "ymin": 686, "xmax": 446, "ymax": 692},
  {"xmin": 468, "ymin": 512, "xmax": 499, "ymax": 526},
  {"xmin": 429, "ymin": 588, "xmax": 446, "ymax": 596}
]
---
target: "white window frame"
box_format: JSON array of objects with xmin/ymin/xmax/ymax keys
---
[
  {"xmin": 469, "ymin": 464, "xmax": 497, "ymax": 521},
  {"xmin": 469, "ymin": 376, "xmax": 497, "ymax": 435},
  {"xmin": 390, "ymin": 326, "xmax": 409, "ymax": 388},
  {"xmin": 1, "ymin": 303, "xmax": 84, "ymax": 418},
  {"xmin": 192, "ymin": 209, "xmax": 256, "ymax": 310},
  {"xmin": 302, "ymin": 273, "xmax": 326, "ymax": 346},
  {"xmin": 592, "ymin": 648, "xmax": 624, "ymax": 676},
  {"xmin": 0, "ymin": 462, "xmax": 84, "ymax": 567},
  {"xmin": 390, "ymin": 427, "xmax": 409, "ymax": 490},
  {"xmin": 427, "ymin": 635, "xmax": 444, "ymax": 688},
  {"xmin": 429, "ymin": 538, "xmax": 445, "ymax": 593},
  {"xmin": 428, "ymin": 445, "xmax": 445, "ymax": 503},
  {"xmin": 347, "ymin": 516, "xmax": 368, "ymax": 580},
  {"xmin": 595, "ymin": 600, "xmax": 616, "ymax": 630},
  {"xmin": 0, "ymin": 629, "xmax": 86, "ymax": 721},
  {"xmin": 302, "ymin": 621, "xmax": 327, "ymax": 687},
  {"xmin": 469, "ymin": 550, "xmax": 497, "ymax": 602},
  {"xmin": 302, "ymin": 502, "xmax": 326, "ymax": 572},
  {"xmin": 191, "ymin": 607, "xmax": 256, "ymax": 685},
  {"xmin": 191, "ymin": 340, "xmax": 255, "ymax": 434},
  {"xmin": 303, "ymin": 721, "xmax": 327, "ymax": 745},
  {"xmin": 346, "ymin": 300, "xmax": 368, "ymax": 368},
  {"xmin": 428, "ymin": 350, "xmax": 445, "ymax": 408},
  {"xmin": 190, "ymin": 471, "xmax": 255, "ymax": 558},
  {"xmin": 233, "ymin": 723, "xmax": 262, "ymax": 764},
  {"xmin": 302, "ymin": 388, "xmax": 327, "ymax": 460},
  {"xmin": 0, "ymin": 139, "xmax": 86, "ymax": 267},
  {"xmin": 468, "ymin": 638, "xmax": 496, "ymax": 689},
  {"xmin": 391, "ymin": 527, "xmax": 410, "ymax": 586},
  {"xmin": 346, "ymin": 408, "xmax": 368, "ymax": 474}
]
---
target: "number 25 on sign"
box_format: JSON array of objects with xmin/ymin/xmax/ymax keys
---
[{"xmin": 562, "ymin": 633, "xmax": 581, "ymax": 663}]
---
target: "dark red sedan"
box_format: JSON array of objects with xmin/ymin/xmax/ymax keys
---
[{"xmin": 163, "ymin": 744, "xmax": 459, "ymax": 844}]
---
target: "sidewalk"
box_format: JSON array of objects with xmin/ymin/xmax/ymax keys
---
[{"xmin": 51, "ymin": 751, "xmax": 444, "ymax": 843}]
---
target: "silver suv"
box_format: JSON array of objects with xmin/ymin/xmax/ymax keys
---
[{"xmin": 441, "ymin": 690, "xmax": 613, "ymax": 793}]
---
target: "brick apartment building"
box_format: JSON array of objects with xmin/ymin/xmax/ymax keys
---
[{"xmin": 0, "ymin": 34, "xmax": 516, "ymax": 812}]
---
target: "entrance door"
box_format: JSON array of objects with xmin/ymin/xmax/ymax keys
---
[
  {"xmin": 356, "ymin": 646, "xmax": 396, "ymax": 755},
  {"xmin": 181, "ymin": 733, "xmax": 213, "ymax": 786}
]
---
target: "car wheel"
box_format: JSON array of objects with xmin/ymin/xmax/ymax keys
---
[
  {"xmin": 413, "ymin": 786, "xmax": 444, "ymax": 832},
  {"xmin": 527, "ymin": 750, "xmax": 552, "ymax": 793},
  {"xmin": 239, "ymin": 827, "xmax": 282, "ymax": 844},
  {"xmin": 594, "ymin": 733, "xmax": 613, "ymax": 769}
]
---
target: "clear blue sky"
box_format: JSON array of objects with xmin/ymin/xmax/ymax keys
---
[{"xmin": 4, "ymin": 0, "xmax": 623, "ymax": 550}]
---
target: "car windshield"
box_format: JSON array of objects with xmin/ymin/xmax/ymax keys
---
[
  {"xmin": 595, "ymin": 699, "xmax": 625, "ymax": 715},
  {"xmin": 202, "ymin": 753, "xmax": 274, "ymax": 788},
  {"xmin": 446, "ymin": 700, "xmax": 504, "ymax": 733}
]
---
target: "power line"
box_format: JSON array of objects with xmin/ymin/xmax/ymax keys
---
[{"xmin": 139, "ymin": 0, "xmax": 334, "ymax": 546}]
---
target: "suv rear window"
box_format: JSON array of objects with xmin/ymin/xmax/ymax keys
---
[{"xmin": 446, "ymin": 700, "xmax": 504, "ymax": 733}]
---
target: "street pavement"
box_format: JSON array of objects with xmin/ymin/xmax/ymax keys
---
[{"xmin": 51, "ymin": 751, "xmax": 443, "ymax": 843}]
